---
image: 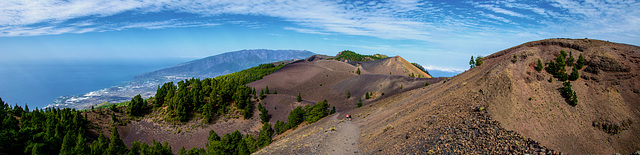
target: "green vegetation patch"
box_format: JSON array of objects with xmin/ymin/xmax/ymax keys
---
[
  {"xmin": 331, "ymin": 50, "xmax": 387, "ymax": 62},
  {"xmin": 154, "ymin": 63, "xmax": 284, "ymax": 123}
]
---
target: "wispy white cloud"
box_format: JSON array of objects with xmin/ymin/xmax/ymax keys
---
[
  {"xmin": 541, "ymin": 0, "xmax": 640, "ymax": 42},
  {"xmin": 475, "ymin": 4, "xmax": 526, "ymax": 18},
  {"xmin": 0, "ymin": 20, "xmax": 219, "ymax": 36},
  {"xmin": 478, "ymin": 11, "xmax": 511, "ymax": 23},
  {"xmin": 0, "ymin": 0, "xmax": 638, "ymax": 49},
  {"xmin": 0, "ymin": 0, "xmax": 638, "ymax": 74},
  {"xmin": 283, "ymin": 27, "xmax": 330, "ymax": 35},
  {"xmin": 424, "ymin": 65, "xmax": 466, "ymax": 73}
]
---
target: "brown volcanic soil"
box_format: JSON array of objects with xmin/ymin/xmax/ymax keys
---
[
  {"xmin": 255, "ymin": 112, "xmax": 360, "ymax": 154},
  {"xmin": 359, "ymin": 56, "xmax": 432, "ymax": 78},
  {"xmin": 246, "ymin": 58, "xmax": 442, "ymax": 124},
  {"xmin": 483, "ymin": 39, "xmax": 640, "ymax": 154},
  {"xmin": 84, "ymin": 102, "xmax": 265, "ymax": 153},
  {"xmin": 355, "ymin": 38, "xmax": 640, "ymax": 154},
  {"xmin": 259, "ymin": 39, "xmax": 640, "ymax": 154},
  {"xmin": 120, "ymin": 107, "xmax": 264, "ymax": 153}
]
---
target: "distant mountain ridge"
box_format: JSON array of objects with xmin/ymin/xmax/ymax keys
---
[
  {"xmin": 47, "ymin": 49, "xmax": 315, "ymax": 110},
  {"xmin": 135, "ymin": 49, "xmax": 315, "ymax": 80}
]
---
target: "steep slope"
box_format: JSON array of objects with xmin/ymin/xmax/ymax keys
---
[
  {"xmin": 359, "ymin": 56, "xmax": 432, "ymax": 78},
  {"xmin": 49, "ymin": 49, "xmax": 314, "ymax": 110},
  {"xmin": 259, "ymin": 39, "xmax": 640, "ymax": 154},
  {"xmin": 482, "ymin": 39, "xmax": 640, "ymax": 154},
  {"xmin": 356, "ymin": 38, "xmax": 640, "ymax": 154},
  {"xmin": 246, "ymin": 55, "xmax": 441, "ymax": 127}
]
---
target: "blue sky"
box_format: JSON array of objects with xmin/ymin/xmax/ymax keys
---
[{"xmin": 0, "ymin": 0, "xmax": 638, "ymax": 73}]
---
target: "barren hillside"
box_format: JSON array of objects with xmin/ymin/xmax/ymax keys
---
[
  {"xmin": 95, "ymin": 52, "xmax": 440, "ymax": 153},
  {"xmin": 259, "ymin": 38, "xmax": 640, "ymax": 154},
  {"xmin": 247, "ymin": 56, "xmax": 442, "ymax": 125}
]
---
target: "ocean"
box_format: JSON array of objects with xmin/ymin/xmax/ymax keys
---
[{"xmin": 0, "ymin": 58, "xmax": 190, "ymax": 109}]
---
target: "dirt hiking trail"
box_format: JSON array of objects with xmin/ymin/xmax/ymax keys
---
[{"xmin": 320, "ymin": 113, "xmax": 360, "ymax": 154}]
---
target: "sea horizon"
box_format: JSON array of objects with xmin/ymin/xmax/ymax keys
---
[{"xmin": 0, "ymin": 57, "xmax": 192, "ymax": 109}]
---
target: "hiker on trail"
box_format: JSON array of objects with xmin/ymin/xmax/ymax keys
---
[{"xmin": 346, "ymin": 114, "xmax": 351, "ymax": 121}]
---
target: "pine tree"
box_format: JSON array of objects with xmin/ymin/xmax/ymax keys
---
[
  {"xmin": 253, "ymin": 87, "xmax": 257, "ymax": 99},
  {"xmin": 570, "ymin": 91, "xmax": 578, "ymax": 106},
  {"xmin": 265, "ymin": 86, "xmax": 270, "ymax": 94},
  {"xmin": 576, "ymin": 53, "xmax": 586, "ymax": 69},
  {"xmin": 330, "ymin": 106, "xmax": 336, "ymax": 115},
  {"xmin": 569, "ymin": 67, "xmax": 580, "ymax": 81},
  {"xmin": 536, "ymin": 58, "xmax": 544, "ymax": 71},
  {"xmin": 244, "ymin": 134, "xmax": 258, "ymax": 153},
  {"xmin": 237, "ymin": 139, "xmax": 251, "ymax": 155},
  {"xmin": 567, "ymin": 51, "xmax": 575, "ymax": 66},
  {"xmin": 110, "ymin": 104, "xmax": 118, "ymax": 113},
  {"xmin": 475, "ymin": 56, "xmax": 483, "ymax": 67},
  {"xmin": 60, "ymin": 132, "xmax": 75, "ymax": 155},
  {"xmin": 90, "ymin": 133, "xmax": 107, "ymax": 155},
  {"xmin": 128, "ymin": 141, "xmax": 142, "ymax": 155},
  {"xmin": 259, "ymin": 89, "xmax": 265, "ymax": 100},
  {"xmin": 273, "ymin": 88, "xmax": 277, "ymax": 94},
  {"xmin": 287, "ymin": 106, "xmax": 305, "ymax": 129},
  {"xmin": 469, "ymin": 56, "xmax": 475, "ymax": 68},
  {"xmin": 257, "ymin": 123, "xmax": 274, "ymax": 148},
  {"xmin": 356, "ymin": 68, "xmax": 361, "ymax": 75},
  {"xmin": 106, "ymin": 126, "xmax": 127, "ymax": 155},
  {"xmin": 258, "ymin": 103, "xmax": 269, "ymax": 123},
  {"xmin": 175, "ymin": 103, "xmax": 188, "ymax": 122},
  {"xmin": 243, "ymin": 102, "xmax": 253, "ymax": 119},
  {"xmin": 178, "ymin": 147, "xmax": 187, "ymax": 155},
  {"xmin": 365, "ymin": 92, "xmax": 370, "ymax": 99},
  {"xmin": 297, "ymin": 92, "xmax": 302, "ymax": 102},
  {"xmin": 111, "ymin": 113, "xmax": 117, "ymax": 125},
  {"xmin": 128, "ymin": 94, "xmax": 144, "ymax": 116},
  {"xmin": 73, "ymin": 132, "xmax": 90, "ymax": 155},
  {"xmin": 347, "ymin": 91, "xmax": 351, "ymax": 99},
  {"xmin": 357, "ymin": 98, "xmax": 362, "ymax": 108}
]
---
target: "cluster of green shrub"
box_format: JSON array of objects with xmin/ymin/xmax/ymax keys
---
[
  {"xmin": 541, "ymin": 50, "xmax": 585, "ymax": 106},
  {"xmin": 560, "ymin": 81, "xmax": 578, "ymax": 106},
  {"xmin": 154, "ymin": 63, "xmax": 283, "ymax": 123},
  {"xmin": 156, "ymin": 126, "xmax": 272, "ymax": 155},
  {"xmin": 469, "ymin": 56, "xmax": 484, "ymax": 68},
  {"xmin": 330, "ymin": 50, "xmax": 387, "ymax": 62},
  {"xmin": 273, "ymin": 100, "xmax": 332, "ymax": 135},
  {"xmin": 410, "ymin": 63, "xmax": 431, "ymax": 77},
  {"xmin": 127, "ymin": 94, "xmax": 146, "ymax": 116},
  {"xmin": 258, "ymin": 103, "xmax": 269, "ymax": 124}
]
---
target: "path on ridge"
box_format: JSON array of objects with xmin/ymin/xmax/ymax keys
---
[{"xmin": 319, "ymin": 113, "xmax": 360, "ymax": 154}]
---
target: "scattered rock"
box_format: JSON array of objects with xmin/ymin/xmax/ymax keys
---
[
  {"xmin": 400, "ymin": 109, "xmax": 557, "ymax": 154},
  {"xmin": 592, "ymin": 119, "xmax": 633, "ymax": 135}
]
